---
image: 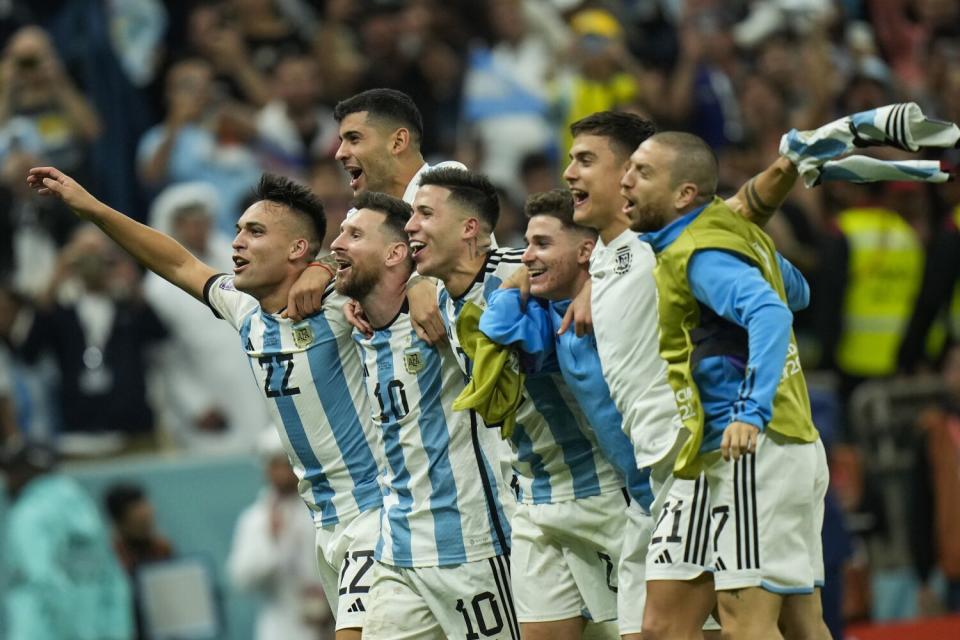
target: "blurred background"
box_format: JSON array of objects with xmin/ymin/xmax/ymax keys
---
[{"xmin": 0, "ymin": 0, "xmax": 959, "ymax": 638}]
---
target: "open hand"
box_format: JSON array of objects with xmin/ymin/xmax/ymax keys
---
[{"xmin": 26, "ymin": 166, "xmax": 100, "ymax": 218}]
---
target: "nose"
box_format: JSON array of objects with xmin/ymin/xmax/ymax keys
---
[
  {"xmin": 334, "ymin": 141, "xmax": 348, "ymax": 162},
  {"xmin": 330, "ymin": 231, "xmax": 346, "ymax": 253},
  {"xmin": 562, "ymin": 159, "xmax": 576, "ymax": 182},
  {"xmin": 232, "ymin": 231, "xmax": 244, "ymax": 250},
  {"xmin": 620, "ymin": 168, "xmax": 633, "ymax": 191},
  {"xmin": 521, "ymin": 243, "xmax": 535, "ymax": 265},
  {"xmin": 404, "ymin": 215, "xmax": 418, "ymax": 235}
]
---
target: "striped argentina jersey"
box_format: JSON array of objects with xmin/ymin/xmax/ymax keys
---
[
  {"xmin": 354, "ymin": 306, "xmax": 511, "ymax": 567},
  {"xmin": 438, "ymin": 248, "xmax": 623, "ymax": 505},
  {"xmin": 204, "ymin": 275, "xmax": 383, "ymax": 527}
]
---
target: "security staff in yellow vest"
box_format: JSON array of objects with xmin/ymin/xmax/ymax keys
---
[
  {"xmin": 899, "ymin": 203, "xmax": 960, "ymax": 372},
  {"xmin": 619, "ymin": 131, "xmax": 830, "ymax": 640},
  {"xmin": 831, "ymin": 204, "xmax": 923, "ymax": 377}
]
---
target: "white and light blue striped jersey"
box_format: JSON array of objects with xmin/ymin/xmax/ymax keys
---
[
  {"xmin": 204, "ymin": 274, "xmax": 383, "ymax": 527},
  {"xmin": 354, "ymin": 306, "xmax": 511, "ymax": 568},
  {"xmin": 437, "ymin": 248, "xmax": 623, "ymax": 505}
]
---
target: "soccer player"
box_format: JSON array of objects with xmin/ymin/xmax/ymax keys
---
[
  {"xmin": 619, "ymin": 131, "xmax": 829, "ymax": 639},
  {"xmin": 329, "ymin": 192, "xmax": 517, "ymax": 639},
  {"xmin": 478, "ymin": 189, "xmax": 655, "ymax": 639},
  {"xmin": 26, "ymin": 167, "xmax": 382, "ymax": 640},
  {"xmin": 405, "ymin": 168, "xmax": 627, "ymax": 639},
  {"xmin": 287, "ymin": 88, "xmax": 466, "ymax": 342},
  {"xmin": 565, "ymin": 111, "xmax": 801, "ymax": 639}
]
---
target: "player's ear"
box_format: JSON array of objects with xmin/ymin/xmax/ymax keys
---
[
  {"xmin": 577, "ymin": 237, "xmax": 595, "ymax": 265},
  {"xmin": 462, "ymin": 216, "xmax": 482, "ymax": 241},
  {"xmin": 391, "ymin": 127, "xmax": 410, "ymax": 155},
  {"xmin": 289, "ymin": 237, "xmax": 311, "ymax": 261},
  {"xmin": 385, "ymin": 241, "xmax": 408, "ymax": 267},
  {"xmin": 674, "ymin": 182, "xmax": 699, "ymax": 210}
]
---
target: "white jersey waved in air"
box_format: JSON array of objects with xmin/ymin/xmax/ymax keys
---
[
  {"xmin": 204, "ymin": 275, "xmax": 383, "ymax": 527},
  {"xmin": 354, "ymin": 306, "xmax": 512, "ymax": 568},
  {"xmin": 438, "ymin": 248, "xmax": 624, "ymax": 505}
]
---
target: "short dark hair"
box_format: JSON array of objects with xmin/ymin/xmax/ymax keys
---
[
  {"xmin": 253, "ymin": 173, "xmax": 326, "ymax": 255},
  {"xmin": 351, "ymin": 191, "xmax": 412, "ymax": 241},
  {"xmin": 418, "ymin": 167, "xmax": 500, "ymax": 231},
  {"xmin": 524, "ymin": 189, "xmax": 596, "ymax": 236},
  {"xmin": 334, "ymin": 88, "xmax": 423, "ymax": 146},
  {"xmin": 570, "ymin": 111, "xmax": 657, "ymax": 159},
  {"xmin": 649, "ymin": 131, "xmax": 719, "ymax": 203},
  {"xmin": 104, "ymin": 483, "xmax": 146, "ymax": 524}
]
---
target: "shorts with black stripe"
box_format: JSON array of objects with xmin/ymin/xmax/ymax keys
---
[
  {"xmin": 362, "ymin": 555, "xmax": 520, "ymax": 640},
  {"xmin": 703, "ymin": 432, "xmax": 827, "ymax": 594},
  {"xmin": 645, "ymin": 473, "xmax": 714, "ymax": 582}
]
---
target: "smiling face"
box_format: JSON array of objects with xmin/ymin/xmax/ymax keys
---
[
  {"xmin": 620, "ymin": 139, "xmax": 678, "ymax": 233},
  {"xmin": 405, "ymin": 184, "xmax": 466, "ymax": 280},
  {"xmin": 335, "ymin": 111, "xmax": 398, "ymax": 194},
  {"xmin": 231, "ymin": 202, "xmax": 306, "ymax": 299},
  {"xmin": 522, "ymin": 215, "xmax": 593, "ymax": 300},
  {"xmin": 563, "ymin": 134, "xmax": 631, "ymax": 232},
  {"xmin": 330, "ymin": 208, "xmax": 394, "ymax": 300}
]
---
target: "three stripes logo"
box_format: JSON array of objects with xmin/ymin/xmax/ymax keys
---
[
  {"xmin": 347, "ymin": 598, "xmax": 366, "ymax": 613},
  {"xmin": 653, "ymin": 550, "xmax": 673, "ymax": 565}
]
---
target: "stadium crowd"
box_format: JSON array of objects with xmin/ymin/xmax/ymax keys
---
[{"xmin": 1, "ymin": 0, "xmax": 960, "ymax": 639}]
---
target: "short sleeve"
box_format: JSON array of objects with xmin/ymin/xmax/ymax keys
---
[{"xmin": 203, "ymin": 274, "xmax": 259, "ymax": 331}]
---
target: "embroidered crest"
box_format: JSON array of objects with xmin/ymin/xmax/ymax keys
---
[
  {"xmin": 292, "ymin": 324, "xmax": 315, "ymax": 349},
  {"xmin": 614, "ymin": 246, "xmax": 632, "ymax": 274},
  {"xmin": 404, "ymin": 347, "xmax": 425, "ymax": 374}
]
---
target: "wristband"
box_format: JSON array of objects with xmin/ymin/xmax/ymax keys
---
[{"xmin": 308, "ymin": 261, "xmax": 335, "ymax": 279}]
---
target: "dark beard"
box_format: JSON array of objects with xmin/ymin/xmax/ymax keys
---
[
  {"xmin": 335, "ymin": 265, "xmax": 379, "ymax": 301},
  {"xmin": 628, "ymin": 202, "xmax": 667, "ymax": 233}
]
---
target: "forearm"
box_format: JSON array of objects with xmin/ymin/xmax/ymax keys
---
[
  {"xmin": 480, "ymin": 289, "xmax": 552, "ymax": 359},
  {"xmin": 84, "ymin": 201, "xmax": 212, "ymax": 301},
  {"xmin": 727, "ymin": 156, "xmax": 799, "ymax": 228}
]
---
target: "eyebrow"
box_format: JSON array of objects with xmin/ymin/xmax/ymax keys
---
[
  {"xmin": 573, "ymin": 151, "xmax": 597, "ymax": 161},
  {"xmin": 528, "ymin": 234, "xmax": 552, "ymax": 244},
  {"xmin": 236, "ymin": 220, "xmax": 266, "ymax": 232},
  {"xmin": 414, "ymin": 204, "xmax": 434, "ymax": 214},
  {"xmin": 340, "ymin": 129, "xmax": 362, "ymax": 140}
]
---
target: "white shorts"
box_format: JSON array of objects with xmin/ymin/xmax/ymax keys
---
[
  {"xmin": 362, "ymin": 555, "xmax": 521, "ymax": 640},
  {"xmin": 704, "ymin": 433, "xmax": 828, "ymax": 594},
  {"xmin": 617, "ymin": 500, "xmax": 653, "ymax": 635},
  {"xmin": 314, "ymin": 507, "xmax": 380, "ymax": 631},
  {"xmin": 645, "ymin": 472, "xmax": 713, "ymax": 582},
  {"xmin": 511, "ymin": 490, "xmax": 629, "ymax": 624}
]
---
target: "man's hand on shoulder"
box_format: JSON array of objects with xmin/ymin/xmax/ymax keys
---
[
  {"xmin": 284, "ymin": 259, "xmax": 335, "ymax": 321},
  {"xmin": 499, "ymin": 266, "xmax": 530, "ymax": 306},
  {"xmin": 407, "ymin": 276, "xmax": 447, "ymax": 346}
]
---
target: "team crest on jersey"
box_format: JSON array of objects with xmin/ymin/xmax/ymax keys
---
[
  {"xmin": 403, "ymin": 347, "xmax": 425, "ymax": 374},
  {"xmin": 292, "ymin": 324, "xmax": 314, "ymax": 349},
  {"xmin": 614, "ymin": 246, "xmax": 632, "ymax": 274}
]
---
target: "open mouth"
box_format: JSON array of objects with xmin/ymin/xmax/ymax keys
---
[
  {"xmin": 570, "ymin": 189, "xmax": 589, "ymax": 208},
  {"xmin": 232, "ymin": 255, "xmax": 249, "ymax": 273},
  {"xmin": 345, "ymin": 166, "xmax": 364, "ymax": 191},
  {"xmin": 409, "ymin": 240, "xmax": 426, "ymax": 260},
  {"xmin": 528, "ymin": 267, "xmax": 546, "ymax": 280},
  {"xmin": 621, "ymin": 193, "xmax": 637, "ymax": 216},
  {"xmin": 335, "ymin": 256, "xmax": 352, "ymax": 275}
]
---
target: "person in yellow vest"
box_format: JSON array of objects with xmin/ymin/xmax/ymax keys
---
[{"xmin": 620, "ymin": 131, "xmax": 830, "ymax": 640}]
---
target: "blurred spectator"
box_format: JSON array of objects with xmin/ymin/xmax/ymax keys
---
[
  {"xmin": 255, "ymin": 53, "xmax": 339, "ymax": 179},
  {"xmin": 817, "ymin": 190, "xmax": 924, "ymax": 395},
  {"xmin": 228, "ymin": 428, "xmax": 331, "ymax": 640},
  {"xmin": 899, "ymin": 178, "xmax": 960, "ymax": 372},
  {"xmin": 143, "ymin": 182, "xmax": 269, "ymax": 454},
  {"xmin": 0, "ymin": 342, "xmax": 17, "ymax": 444},
  {"xmin": 0, "ymin": 145, "xmax": 77, "ymax": 297},
  {"xmin": 0, "ymin": 26, "xmax": 101, "ymax": 180},
  {"xmin": 554, "ymin": 8, "xmax": 649, "ymax": 163},
  {"xmin": 137, "ymin": 57, "xmax": 262, "ymax": 234},
  {"xmin": 0, "ymin": 439, "xmax": 133, "ymax": 639},
  {"xmin": 308, "ymin": 157, "xmax": 353, "ymax": 248},
  {"xmin": 518, "ymin": 151, "xmax": 559, "ymax": 200},
  {"xmin": 104, "ymin": 482, "xmax": 174, "ymax": 639},
  {"xmin": 4, "ymin": 226, "xmax": 167, "ymax": 455},
  {"xmin": 461, "ymin": 0, "xmax": 570, "ymax": 195},
  {"xmin": 910, "ymin": 345, "xmax": 960, "ymax": 614}
]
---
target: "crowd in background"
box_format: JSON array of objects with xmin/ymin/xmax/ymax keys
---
[{"xmin": 1, "ymin": 0, "xmax": 960, "ymax": 636}]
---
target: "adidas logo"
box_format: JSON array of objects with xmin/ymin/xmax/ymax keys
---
[
  {"xmin": 714, "ymin": 557, "xmax": 727, "ymax": 571},
  {"xmin": 347, "ymin": 598, "xmax": 366, "ymax": 613},
  {"xmin": 653, "ymin": 550, "xmax": 672, "ymax": 564}
]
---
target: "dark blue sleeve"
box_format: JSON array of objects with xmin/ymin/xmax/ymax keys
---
[
  {"xmin": 688, "ymin": 250, "xmax": 794, "ymax": 430},
  {"xmin": 776, "ymin": 253, "xmax": 810, "ymax": 312},
  {"xmin": 479, "ymin": 289, "xmax": 556, "ymax": 373}
]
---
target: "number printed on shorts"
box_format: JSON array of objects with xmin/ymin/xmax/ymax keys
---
[
  {"xmin": 597, "ymin": 552, "xmax": 617, "ymax": 592},
  {"xmin": 338, "ymin": 549, "xmax": 375, "ymax": 595},
  {"xmin": 651, "ymin": 499, "xmax": 684, "ymax": 544},
  {"xmin": 455, "ymin": 592, "xmax": 504, "ymax": 639}
]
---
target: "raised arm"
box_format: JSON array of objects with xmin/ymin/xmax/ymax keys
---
[
  {"xmin": 27, "ymin": 167, "xmax": 216, "ymax": 301},
  {"xmin": 725, "ymin": 156, "xmax": 799, "ymax": 229}
]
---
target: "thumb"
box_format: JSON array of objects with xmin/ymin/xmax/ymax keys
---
[{"xmin": 558, "ymin": 304, "xmax": 573, "ymax": 335}]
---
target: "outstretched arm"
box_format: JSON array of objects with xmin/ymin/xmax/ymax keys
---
[
  {"xmin": 27, "ymin": 167, "xmax": 216, "ymax": 301},
  {"xmin": 725, "ymin": 156, "xmax": 799, "ymax": 229}
]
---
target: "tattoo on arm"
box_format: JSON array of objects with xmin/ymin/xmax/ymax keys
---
[{"xmin": 745, "ymin": 178, "xmax": 777, "ymax": 223}]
